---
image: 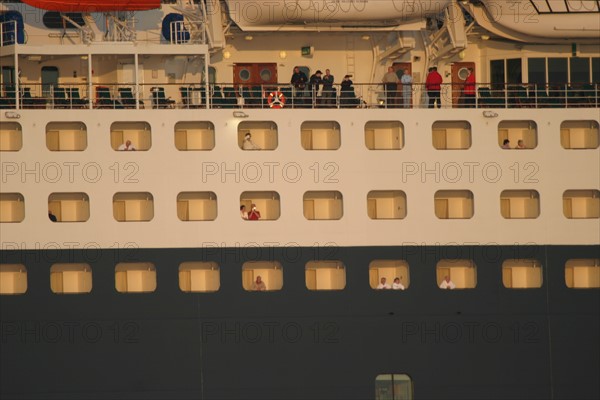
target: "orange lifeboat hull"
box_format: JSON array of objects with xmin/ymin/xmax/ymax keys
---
[{"xmin": 21, "ymin": 0, "xmax": 161, "ymax": 12}]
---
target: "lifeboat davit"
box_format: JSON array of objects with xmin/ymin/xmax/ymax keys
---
[{"xmin": 20, "ymin": 0, "xmax": 161, "ymax": 12}]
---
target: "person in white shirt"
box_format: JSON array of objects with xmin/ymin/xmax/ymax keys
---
[
  {"xmin": 439, "ymin": 275, "xmax": 456, "ymax": 289},
  {"xmin": 240, "ymin": 205, "xmax": 248, "ymax": 220},
  {"xmin": 242, "ymin": 133, "xmax": 261, "ymax": 150},
  {"xmin": 376, "ymin": 277, "xmax": 391, "ymax": 290},
  {"xmin": 392, "ymin": 277, "xmax": 405, "ymax": 290},
  {"xmin": 118, "ymin": 140, "xmax": 136, "ymax": 151}
]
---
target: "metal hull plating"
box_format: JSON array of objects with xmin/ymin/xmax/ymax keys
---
[{"xmin": 1, "ymin": 245, "xmax": 599, "ymax": 399}]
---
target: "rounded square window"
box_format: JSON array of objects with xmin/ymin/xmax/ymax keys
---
[
  {"xmin": 305, "ymin": 261, "xmax": 346, "ymax": 291},
  {"xmin": 560, "ymin": 120, "xmax": 599, "ymax": 149},
  {"xmin": 365, "ymin": 121, "xmax": 404, "ymax": 150},
  {"xmin": 238, "ymin": 121, "xmax": 278, "ymax": 150},
  {"xmin": 301, "ymin": 121, "xmax": 340, "ymax": 150},
  {"xmin": 432, "ymin": 121, "xmax": 471, "ymax": 150},
  {"xmin": 303, "ymin": 191, "xmax": 343, "ymax": 220},
  {"xmin": 502, "ymin": 259, "xmax": 542, "ymax": 289},
  {"xmin": 46, "ymin": 122, "xmax": 87, "ymax": 151},
  {"xmin": 113, "ymin": 192, "xmax": 154, "ymax": 222},
  {"xmin": 563, "ymin": 190, "xmax": 599, "ymax": 219},
  {"xmin": 242, "ymin": 261, "xmax": 283, "ymax": 291},
  {"xmin": 0, "ymin": 193, "xmax": 25, "ymax": 223},
  {"xmin": 498, "ymin": 120, "xmax": 537, "ymax": 149},
  {"xmin": 48, "ymin": 193, "xmax": 90, "ymax": 222},
  {"xmin": 500, "ymin": 190, "xmax": 540, "ymax": 219},
  {"xmin": 177, "ymin": 192, "xmax": 217, "ymax": 221},
  {"xmin": 111, "ymin": 121, "xmax": 151, "ymax": 151},
  {"xmin": 375, "ymin": 374, "xmax": 413, "ymax": 400},
  {"xmin": 434, "ymin": 190, "xmax": 473, "ymax": 219},
  {"xmin": 369, "ymin": 260, "xmax": 410, "ymax": 290},
  {"xmin": 0, "ymin": 122, "xmax": 22, "ymax": 151},
  {"xmin": 367, "ymin": 191, "xmax": 407, "ymax": 220},
  {"xmin": 565, "ymin": 259, "xmax": 600, "ymax": 289},
  {"xmin": 179, "ymin": 262, "xmax": 220, "ymax": 292},
  {"xmin": 436, "ymin": 259, "xmax": 477, "ymax": 289},
  {"xmin": 115, "ymin": 262, "xmax": 156, "ymax": 293},
  {"xmin": 240, "ymin": 191, "xmax": 280, "ymax": 221},
  {"xmin": 174, "ymin": 121, "xmax": 215, "ymax": 151},
  {"xmin": 0, "ymin": 264, "xmax": 27, "ymax": 295},
  {"xmin": 50, "ymin": 263, "xmax": 92, "ymax": 294}
]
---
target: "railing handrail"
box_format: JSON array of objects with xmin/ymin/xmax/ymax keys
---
[{"xmin": 2, "ymin": 82, "xmax": 598, "ymax": 110}]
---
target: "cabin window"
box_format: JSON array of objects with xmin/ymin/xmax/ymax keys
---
[
  {"xmin": 300, "ymin": 121, "xmax": 341, "ymax": 150},
  {"xmin": 305, "ymin": 261, "xmax": 346, "ymax": 291},
  {"xmin": 177, "ymin": 192, "xmax": 217, "ymax": 221},
  {"xmin": 48, "ymin": 193, "xmax": 90, "ymax": 223},
  {"xmin": 498, "ymin": 121, "xmax": 537, "ymax": 149},
  {"xmin": 46, "ymin": 122, "xmax": 87, "ymax": 151},
  {"xmin": 592, "ymin": 58, "xmax": 599, "ymax": 83},
  {"xmin": 436, "ymin": 260, "xmax": 477, "ymax": 290},
  {"xmin": 506, "ymin": 58, "xmax": 523, "ymax": 84},
  {"xmin": 303, "ymin": 191, "xmax": 343, "ymax": 220},
  {"xmin": 548, "ymin": 58, "xmax": 568, "ymax": 84},
  {"xmin": 364, "ymin": 121, "xmax": 404, "ymax": 150},
  {"xmin": 111, "ymin": 122, "xmax": 151, "ymax": 151},
  {"xmin": 375, "ymin": 374, "xmax": 413, "ymax": 400},
  {"xmin": 112, "ymin": 192, "xmax": 154, "ymax": 222},
  {"xmin": 490, "ymin": 59, "xmax": 522, "ymax": 89},
  {"xmin": 502, "ymin": 259, "xmax": 543, "ymax": 289},
  {"xmin": 174, "ymin": 121, "xmax": 215, "ymax": 150},
  {"xmin": 367, "ymin": 191, "xmax": 407, "ymax": 220},
  {"xmin": 434, "ymin": 190, "xmax": 474, "ymax": 219},
  {"xmin": 42, "ymin": 12, "xmax": 85, "ymax": 29},
  {"xmin": 0, "ymin": 193, "xmax": 25, "ymax": 223},
  {"xmin": 238, "ymin": 121, "xmax": 278, "ymax": 151},
  {"xmin": 179, "ymin": 262, "xmax": 220, "ymax": 293},
  {"xmin": 565, "ymin": 259, "xmax": 600, "ymax": 289},
  {"xmin": 500, "ymin": 190, "xmax": 540, "ymax": 219},
  {"xmin": 563, "ymin": 190, "xmax": 600, "ymax": 219},
  {"xmin": 528, "ymin": 58, "xmax": 546, "ymax": 86},
  {"xmin": 0, "ymin": 122, "xmax": 22, "ymax": 151},
  {"xmin": 207, "ymin": 67, "xmax": 216, "ymax": 84},
  {"xmin": 560, "ymin": 120, "xmax": 599, "ymax": 149},
  {"xmin": 0, "ymin": 264, "xmax": 27, "ymax": 295},
  {"xmin": 296, "ymin": 66, "xmax": 310, "ymax": 78},
  {"xmin": 240, "ymin": 191, "xmax": 280, "ymax": 221},
  {"xmin": 115, "ymin": 262, "xmax": 156, "ymax": 293},
  {"xmin": 50, "ymin": 263, "xmax": 92, "ymax": 294},
  {"xmin": 369, "ymin": 260, "xmax": 410, "ymax": 290},
  {"xmin": 432, "ymin": 121, "xmax": 471, "ymax": 150},
  {"xmin": 570, "ymin": 58, "xmax": 590, "ymax": 84},
  {"xmin": 242, "ymin": 261, "xmax": 283, "ymax": 292}
]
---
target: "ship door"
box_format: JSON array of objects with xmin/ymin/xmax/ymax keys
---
[
  {"xmin": 451, "ymin": 62, "xmax": 475, "ymax": 107},
  {"xmin": 41, "ymin": 66, "xmax": 59, "ymax": 97},
  {"xmin": 392, "ymin": 62, "xmax": 412, "ymax": 107},
  {"xmin": 233, "ymin": 63, "xmax": 278, "ymax": 92}
]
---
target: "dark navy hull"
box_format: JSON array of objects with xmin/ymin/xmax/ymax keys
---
[{"xmin": 1, "ymin": 245, "xmax": 599, "ymax": 399}]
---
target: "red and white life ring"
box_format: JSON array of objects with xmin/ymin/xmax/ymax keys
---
[{"xmin": 267, "ymin": 91, "xmax": 286, "ymax": 108}]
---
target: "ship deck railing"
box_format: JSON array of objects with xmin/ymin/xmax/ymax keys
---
[{"xmin": 1, "ymin": 82, "xmax": 598, "ymax": 110}]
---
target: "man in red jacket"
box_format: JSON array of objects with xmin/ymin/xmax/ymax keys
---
[
  {"xmin": 462, "ymin": 67, "xmax": 476, "ymax": 108},
  {"xmin": 425, "ymin": 66, "xmax": 443, "ymax": 108}
]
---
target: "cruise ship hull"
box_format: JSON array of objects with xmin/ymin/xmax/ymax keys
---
[{"xmin": 1, "ymin": 245, "xmax": 599, "ymax": 399}]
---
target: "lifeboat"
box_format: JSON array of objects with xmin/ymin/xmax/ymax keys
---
[
  {"xmin": 225, "ymin": 0, "xmax": 453, "ymax": 30},
  {"xmin": 468, "ymin": 0, "xmax": 600, "ymax": 41},
  {"xmin": 20, "ymin": 0, "xmax": 160, "ymax": 12}
]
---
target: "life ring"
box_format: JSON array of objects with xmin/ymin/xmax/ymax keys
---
[{"xmin": 267, "ymin": 91, "xmax": 286, "ymax": 108}]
